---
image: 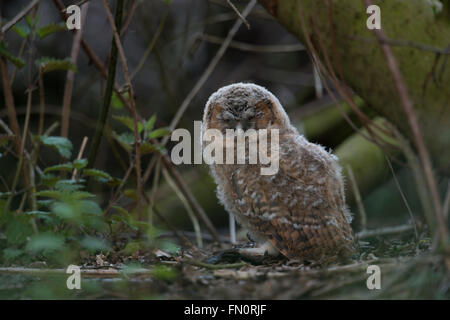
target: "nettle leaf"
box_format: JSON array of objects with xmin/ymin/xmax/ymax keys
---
[
  {"xmin": 73, "ymin": 158, "xmax": 88, "ymax": 170},
  {"xmin": 83, "ymin": 169, "xmax": 112, "ymax": 182},
  {"xmin": 113, "ymin": 115, "xmax": 143, "ymax": 133},
  {"xmin": 35, "ymin": 57, "xmax": 77, "ymax": 73},
  {"xmin": 25, "ymin": 210, "xmax": 51, "ymax": 216},
  {"xmin": 35, "ymin": 135, "xmax": 73, "ymax": 158},
  {"xmin": 26, "ymin": 233, "xmax": 65, "ymax": 253},
  {"xmin": 0, "ymin": 41, "xmax": 26, "ymax": 69},
  {"xmin": 111, "ymin": 91, "xmax": 129, "ymax": 110},
  {"xmin": 36, "ymin": 190, "xmax": 64, "ymax": 199},
  {"xmin": 41, "ymin": 173, "xmax": 59, "ymax": 188},
  {"xmin": 55, "ymin": 180, "xmax": 84, "ymax": 192},
  {"xmin": 80, "ymin": 236, "xmax": 111, "ymax": 252},
  {"xmin": 25, "ymin": 14, "xmax": 38, "ymax": 28},
  {"xmin": 3, "ymin": 248, "xmax": 24, "ymax": 261},
  {"xmin": 112, "ymin": 131, "xmax": 134, "ymax": 152},
  {"xmin": 145, "ymin": 115, "xmax": 156, "ymax": 132},
  {"xmin": 51, "ymin": 201, "xmax": 75, "ymax": 220},
  {"xmin": 70, "ymin": 191, "xmax": 96, "ymax": 200},
  {"xmin": 25, "ymin": 211, "xmax": 52, "ymax": 223},
  {"xmin": 148, "ymin": 128, "xmax": 170, "ymax": 139},
  {"xmin": 43, "ymin": 163, "xmax": 73, "ymax": 174},
  {"xmin": 111, "ymin": 205, "xmax": 131, "ymax": 218},
  {"xmin": 37, "ymin": 199, "xmax": 54, "ymax": 209},
  {"xmin": 37, "ymin": 22, "xmax": 67, "ymax": 38},
  {"xmin": 80, "ymin": 200, "xmax": 102, "ymax": 216},
  {"xmin": 12, "ymin": 24, "xmax": 30, "ymax": 38},
  {"xmin": 140, "ymin": 142, "xmax": 158, "ymax": 155},
  {"xmin": 106, "ymin": 177, "xmax": 122, "ymax": 187}
]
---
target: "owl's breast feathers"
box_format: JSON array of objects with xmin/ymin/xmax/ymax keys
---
[{"xmin": 220, "ymin": 135, "xmax": 357, "ymax": 262}]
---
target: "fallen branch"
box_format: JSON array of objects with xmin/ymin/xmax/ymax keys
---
[{"xmin": 357, "ymin": 223, "xmax": 415, "ymax": 240}]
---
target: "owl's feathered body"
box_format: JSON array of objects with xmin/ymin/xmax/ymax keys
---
[{"xmin": 202, "ymin": 83, "xmax": 356, "ymax": 261}]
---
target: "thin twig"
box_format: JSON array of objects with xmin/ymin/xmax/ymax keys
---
[
  {"xmin": 385, "ymin": 156, "xmax": 419, "ymax": 240},
  {"xmin": 87, "ymin": 0, "xmax": 124, "ymax": 168},
  {"xmin": 226, "ymin": 0, "xmax": 250, "ymax": 29},
  {"xmin": 346, "ymin": 165, "xmax": 367, "ymax": 231},
  {"xmin": 161, "ymin": 155, "xmax": 222, "ymax": 244},
  {"xmin": 1, "ymin": 0, "xmax": 40, "ymax": 34},
  {"xmin": 72, "ymin": 137, "xmax": 89, "ymax": 180},
  {"xmin": 197, "ymin": 34, "xmax": 305, "ymax": 53},
  {"xmin": 349, "ymin": 35, "xmax": 450, "ymax": 55},
  {"xmin": 61, "ymin": 2, "xmax": 89, "ymax": 137},
  {"xmin": 130, "ymin": 7, "xmax": 169, "ymax": 81},
  {"xmin": 183, "ymin": 258, "xmax": 247, "ymax": 270},
  {"xmin": 357, "ymin": 223, "xmax": 416, "ymax": 240},
  {"xmin": 364, "ymin": 0, "xmax": 448, "ymax": 250},
  {"xmin": 161, "ymin": 0, "xmax": 257, "ymax": 146},
  {"xmin": 120, "ymin": 0, "xmax": 138, "ymax": 37},
  {"xmin": 101, "ymin": 0, "xmax": 143, "ymax": 221},
  {"xmin": 161, "ymin": 167, "xmax": 203, "ymax": 248}
]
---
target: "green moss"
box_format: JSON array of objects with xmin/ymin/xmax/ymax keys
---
[{"xmin": 270, "ymin": 0, "xmax": 450, "ymax": 172}]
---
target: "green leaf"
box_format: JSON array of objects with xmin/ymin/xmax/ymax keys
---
[
  {"xmin": 25, "ymin": 210, "xmax": 51, "ymax": 216},
  {"xmin": 36, "ymin": 190, "xmax": 64, "ymax": 199},
  {"xmin": 111, "ymin": 205, "xmax": 131, "ymax": 218},
  {"xmin": 3, "ymin": 248, "xmax": 24, "ymax": 261},
  {"xmin": 70, "ymin": 191, "xmax": 96, "ymax": 200},
  {"xmin": 26, "ymin": 233, "xmax": 65, "ymax": 253},
  {"xmin": 0, "ymin": 41, "xmax": 26, "ymax": 69},
  {"xmin": 12, "ymin": 24, "xmax": 30, "ymax": 38},
  {"xmin": 113, "ymin": 115, "xmax": 143, "ymax": 133},
  {"xmin": 112, "ymin": 131, "xmax": 133, "ymax": 152},
  {"xmin": 83, "ymin": 168, "xmax": 112, "ymax": 182},
  {"xmin": 35, "ymin": 57, "xmax": 77, "ymax": 73},
  {"xmin": 80, "ymin": 200, "xmax": 102, "ymax": 215},
  {"xmin": 140, "ymin": 142, "xmax": 158, "ymax": 155},
  {"xmin": 43, "ymin": 163, "xmax": 73, "ymax": 174},
  {"xmin": 55, "ymin": 180, "xmax": 84, "ymax": 192},
  {"xmin": 152, "ymin": 265, "xmax": 177, "ymax": 282},
  {"xmin": 37, "ymin": 199, "xmax": 54, "ymax": 209},
  {"xmin": 73, "ymin": 158, "xmax": 88, "ymax": 170},
  {"xmin": 25, "ymin": 14, "xmax": 38, "ymax": 28},
  {"xmin": 80, "ymin": 236, "xmax": 110, "ymax": 252},
  {"xmin": 51, "ymin": 201, "xmax": 75, "ymax": 220},
  {"xmin": 37, "ymin": 22, "xmax": 67, "ymax": 38},
  {"xmin": 41, "ymin": 173, "xmax": 59, "ymax": 188},
  {"xmin": 145, "ymin": 115, "xmax": 156, "ymax": 132},
  {"xmin": 35, "ymin": 135, "xmax": 73, "ymax": 158},
  {"xmin": 111, "ymin": 91, "xmax": 129, "ymax": 110},
  {"xmin": 148, "ymin": 128, "xmax": 170, "ymax": 139},
  {"xmin": 106, "ymin": 177, "xmax": 122, "ymax": 187}
]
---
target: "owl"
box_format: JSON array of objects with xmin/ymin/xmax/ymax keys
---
[{"xmin": 202, "ymin": 83, "xmax": 357, "ymax": 262}]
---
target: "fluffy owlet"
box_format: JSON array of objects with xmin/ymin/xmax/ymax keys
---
[{"xmin": 202, "ymin": 83, "xmax": 356, "ymax": 262}]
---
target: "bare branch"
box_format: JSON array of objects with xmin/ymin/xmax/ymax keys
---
[
  {"xmin": 226, "ymin": 0, "xmax": 251, "ymax": 29},
  {"xmin": 1, "ymin": 0, "xmax": 40, "ymax": 34},
  {"xmin": 363, "ymin": 0, "xmax": 447, "ymax": 250}
]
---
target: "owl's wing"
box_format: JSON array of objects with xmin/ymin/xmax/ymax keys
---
[{"xmin": 231, "ymin": 143, "xmax": 355, "ymax": 260}]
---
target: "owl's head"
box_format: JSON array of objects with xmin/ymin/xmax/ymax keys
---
[{"xmin": 203, "ymin": 83, "xmax": 292, "ymax": 134}]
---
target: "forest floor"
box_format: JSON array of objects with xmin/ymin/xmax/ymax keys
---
[{"xmin": 0, "ymin": 235, "xmax": 448, "ymax": 299}]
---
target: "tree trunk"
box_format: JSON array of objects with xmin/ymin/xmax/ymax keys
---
[{"xmin": 259, "ymin": 0, "xmax": 450, "ymax": 174}]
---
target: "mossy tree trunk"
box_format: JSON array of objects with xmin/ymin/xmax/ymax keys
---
[{"xmin": 259, "ymin": 0, "xmax": 450, "ymax": 174}]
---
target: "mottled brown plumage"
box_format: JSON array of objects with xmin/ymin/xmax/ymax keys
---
[{"xmin": 202, "ymin": 83, "xmax": 357, "ymax": 262}]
